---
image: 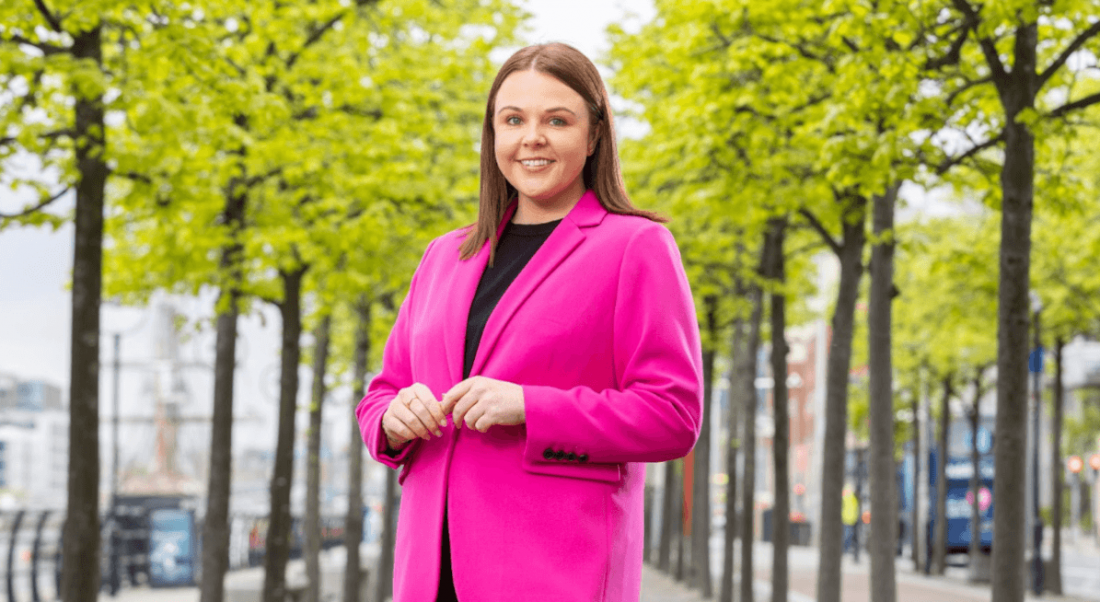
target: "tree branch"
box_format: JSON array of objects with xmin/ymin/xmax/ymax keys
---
[
  {"xmin": 1038, "ymin": 20, "xmax": 1100, "ymax": 89},
  {"xmin": 32, "ymin": 0, "xmax": 64, "ymax": 33},
  {"xmin": 0, "ymin": 128, "xmax": 74, "ymax": 148},
  {"xmin": 285, "ymin": 14, "xmax": 345, "ymax": 70},
  {"xmin": 2, "ymin": 33, "xmax": 67, "ymax": 55},
  {"xmin": 753, "ymin": 32, "xmax": 835, "ymax": 72},
  {"xmin": 935, "ymin": 132, "xmax": 1004, "ymax": 175},
  {"xmin": 797, "ymin": 207, "xmax": 842, "ymax": 256},
  {"xmin": 950, "ymin": 0, "xmax": 1007, "ymax": 86},
  {"xmin": 284, "ymin": 0, "xmax": 381, "ymax": 70},
  {"xmin": 0, "ymin": 187, "xmax": 70, "ymax": 218},
  {"xmin": 1047, "ymin": 91, "xmax": 1100, "ymax": 120},
  {"xmin": 244, "ymin": 167, "xmax": 283, "ymax": 188},
  {"xmin": 924, "ymin": 23, "xmax": 970, "ymax": 70},
  {"xmin": 944, "ymin": 75, "xmax": 993, "ymax": 106}
]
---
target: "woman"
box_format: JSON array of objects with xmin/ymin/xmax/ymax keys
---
[{"xmin": 356, "ymin": 42, "xmax": 703, "ymax": 602}]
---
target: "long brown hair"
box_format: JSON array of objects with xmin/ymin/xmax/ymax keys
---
[{"xmin": 458, "ymin": 42, "xmax": 666, "ymax": 262}]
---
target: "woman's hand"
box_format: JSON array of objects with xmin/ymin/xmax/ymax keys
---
[
  {"xmin": 381, "ymin": 383, "xmax": 448, "ymax": 450},
  {"xmin": 441, "ymin": 376, "xmax": 525, "ymax": 433}
]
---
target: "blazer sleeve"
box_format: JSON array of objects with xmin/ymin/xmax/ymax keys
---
[
  {"xmin": 521, "ymin": 223, "xmax": 704, "ymax": 465},
  {"xmin": 355, "ymin": 238, "xmax": 438, "ymax": 469}
]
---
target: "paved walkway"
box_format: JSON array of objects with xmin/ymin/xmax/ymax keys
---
[
  {"xmin": 97, "ymin": 539, "xmax": 1098, "ymax": 601},
  {"xmin": 640, "ymin": 541, "xmax": 1099, "ymax": 602}
]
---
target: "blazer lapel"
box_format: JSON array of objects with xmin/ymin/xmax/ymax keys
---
[
  {"xmin": 468, "ymin": 190, "xmax": 607, "ymax": 378},
  {"xmin": 443, "ymin": 202, "xmax": 519, "ymax": 385}
]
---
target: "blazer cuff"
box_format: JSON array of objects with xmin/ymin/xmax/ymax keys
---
[
  {"xmin": 521, "ymin": 384, "xmax": 593, "ymax": 466},
  {"xmin": 365, "ymin": 405, "xmax": 419, "ymax": 469}
]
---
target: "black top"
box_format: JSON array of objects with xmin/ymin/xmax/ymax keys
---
[{"xmin": 462, "ymin": 218, "xmax": 562, "ymax": 380}]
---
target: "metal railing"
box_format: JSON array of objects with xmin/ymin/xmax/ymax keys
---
[{"xmin": 0, "ymin": 507, "xmax": 353, "ymax": 600}]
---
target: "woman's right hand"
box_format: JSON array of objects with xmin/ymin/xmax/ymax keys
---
[{"xmin": 381, "ymin": 383, "xmax": 447, "ymax": 450}]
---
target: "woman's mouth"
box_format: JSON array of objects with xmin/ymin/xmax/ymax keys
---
[{"xmin": 520, "ymin": 159, "xmax": 553, "ymax": 167}]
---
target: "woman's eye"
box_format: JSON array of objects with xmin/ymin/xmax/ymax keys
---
[
  {"xmin": 550, "ymin": 117, "xmax": 566, "ymax": 126},
  {"xmin": 505, "ymin": 116, "xmax": 521, "ymax": 125}
]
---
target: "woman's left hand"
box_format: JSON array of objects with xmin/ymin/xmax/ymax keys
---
[{"xmin": 441, "ymin": 376, "xmax": 525, "ymax": 432}]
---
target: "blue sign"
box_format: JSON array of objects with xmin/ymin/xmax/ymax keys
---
[
  {"xmin": 1029, "ymin": 347, "xmax": 1044, "ymax": 373},
  {"xmin": 148, "ymin": 508, "xmax": 196, "ymax": 586},
  {"xmin": 962, "ymin": 426, "xmax": 994, "ymax": 455}
]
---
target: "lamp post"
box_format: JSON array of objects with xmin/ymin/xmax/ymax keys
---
[
  {"xmin": 1029, "ymin": 291, "xmax": 1043, "ymax": 595},
  {"xmin": 101, "ymin": 303, "xmax": 147, "ymax": 596}
]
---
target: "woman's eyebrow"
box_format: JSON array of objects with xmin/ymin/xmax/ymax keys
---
[{"xmin": 496, "ymin": 105, "xmax": 578, "ymax": 116}]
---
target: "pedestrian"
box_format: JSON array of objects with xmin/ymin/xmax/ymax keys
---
[
  {"xmin": 355, "ymin": 42, "xmax": 704, "ymax": 602},
  {"xmin": 842, "ymin": 485, "xmax": 859, "ymax": 559}
]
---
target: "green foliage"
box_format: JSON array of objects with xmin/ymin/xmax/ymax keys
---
[{"xmin": 1065, "ymin": 389, "xmax": 1100, "ymax": 458}]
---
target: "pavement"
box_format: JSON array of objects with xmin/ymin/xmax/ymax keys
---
[
  {"xmin": 98, "ymin": 537, "xmax": 1099, "ymax": 602},
  {"xmin": 639, "ymin": 535, "xmax": 1100, "ymax": 602}
]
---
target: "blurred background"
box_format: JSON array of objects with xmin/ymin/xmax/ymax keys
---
[{"xmin": 1, "ymin": 1, "xmax": 1099, "ymax": 601}]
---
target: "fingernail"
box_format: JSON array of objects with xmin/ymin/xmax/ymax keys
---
[
  {"xmin": 434, "ymin": 429, "xmax": 442, "ymax": 437},
  {"xmin": 441, "ymin": 419, "xmax": 448, "ymax": 427}
]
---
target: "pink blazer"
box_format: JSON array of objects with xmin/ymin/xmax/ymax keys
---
[{"xmin": 356, "ymin": 190, "xmax": 703, "ymax": 601}]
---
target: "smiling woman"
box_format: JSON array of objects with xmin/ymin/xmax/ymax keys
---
[
  {"xmin": 492, "ymin": 70, "xmax": 597, "ymax": 224},
  {"xmin": 356, "ymin": 42, "xmax": 703, "ymax": 602}
]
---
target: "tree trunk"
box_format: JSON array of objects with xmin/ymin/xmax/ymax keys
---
[
  {"xmin": 814, "ymin": 199, "xmax": 867, "ymax": 602},
  {"xmin": 62, "ymin": 24, "xmax": 106, "ymax": 602},
  {"xmin": 375, "ymin": 464, "xmax": 398, "ymax": 602},
  {"xmin": 766, "ymin": 218, "xmax": 790, "ymax": 602},
  {"xmin": 262, "ymin": 266, "xmax": 307, "ymax": 602},
  {"xmin": 740, "ymin": 274, "xmax": 764, "ymax": 602},
  {"xmin": 659, "ymin": 460, "xmax": 676, "ymax": 573},
  {"xmin": 968, "ymin": 370, "xmax": 984, "ymax": 583},
  {"xmin": 344, "ymin": 298, "xmax": 370, "ymax": 602},
  {"xmin": 693, "ymin": 295, "xmax": 717, "ymax": 597},
  {"xmin": 933, "ymin": 376, "xmax": 952, "ymax": 575},
  {"xmin": 911, "ymin": 387, "xmax": 922, "ymax": 572},
  {"xmin": 1049, "ymin": 338, "xmax": 1065, "ymax": 594},
  {"xmin": 200, "ymin": 300, "xmax": 240, "ymax": 602},
  {"xmin": 868, "ymin": 186, "xmax": 899, "ymax": 602},
  {"xmin": 990, "ymin": 22, "xmax": 1038, "ymax": 602},
  {"xmin": 675, "ymin": 458, "xmax": 688, "ymax": 582},
  {"xmin": 200, "ymin": 185, "xmax": 246, "ymax": 602},
  {"xmin": 719, "ymin": 313, "xmax": 745, "ymax": 602},
  {"xmin": 305, "ymin": 315, "xmax": 331, "ymax": 602}
]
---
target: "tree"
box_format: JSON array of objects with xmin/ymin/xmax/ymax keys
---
[
  {"xmin": 0, "ymin": 3, "xmax": 184, "ymax": 600},
  {"xmin": 891, "ymin": 215, "xmax": 998, "ymax": 575},
  {"xmin": 764, "ymin": 217, "xmax": 790, "ymax": 602},
  {"xmin": 867, "ymin": 184, "xmax": 900, "ymax": 601},
  {"xmin": 692, "ymin": 295, "xmax": 718, "ymax": 596},
  {"xmin": 304, "ymin": 314, "xmax": 331, "ymax": 602},
  {"xmin": 915, "ymin": 4, "xmax": 1100, "ymax": 597},
  {"xmin": 342, "ymin": 298, "xmax": 370, "ymax": 602},
  {"xmin": 1028, "ymin": 124, "xmax": 1100, "ymax": 592}
]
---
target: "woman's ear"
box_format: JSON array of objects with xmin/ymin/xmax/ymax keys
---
[{"xmin": 588, "ymin": 121, "xmax": 601, "ymax": 156}]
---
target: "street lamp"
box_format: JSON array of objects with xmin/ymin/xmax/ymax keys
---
[
  {"xmin": 1029, "ymin": 291, "xmax": 1043, "ymax": 595},
  {"xmin": 101, "ymin": 302, "xmax": 147, "ymax": 597}
]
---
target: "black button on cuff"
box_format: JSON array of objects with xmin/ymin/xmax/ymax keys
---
[
  {"xmin": 543, "ymin": 448, "xmax": 554, "ymax": 460},
  {"xmin": 554, "ymin": 450, "xmax": 566, "ymax": 461},
  {"xmin": 566, "ymin": 452, "xmax": 576, "ymax": 461},
  {"xmin": 578, "ymin": 454, "xmax": 588, "ymax": 463}
]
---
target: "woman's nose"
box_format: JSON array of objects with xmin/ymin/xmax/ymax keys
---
[{"xmin": 521, "ymin": 123, "xmax": 546, "ymax": 146}]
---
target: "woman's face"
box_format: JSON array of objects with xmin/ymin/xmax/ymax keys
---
[{"xmin": 493, "ymin": 70, "xmax": 597, "ymax": 219}]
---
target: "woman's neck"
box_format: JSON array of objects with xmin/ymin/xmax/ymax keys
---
[{"xmin": 512, "ymin": 183, "xmax": 585, "ymax": 225}]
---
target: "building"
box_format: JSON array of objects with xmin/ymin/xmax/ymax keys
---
[{"xmin": 0, "ymin": 374, "xmax": 68, "ymax": 508}]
